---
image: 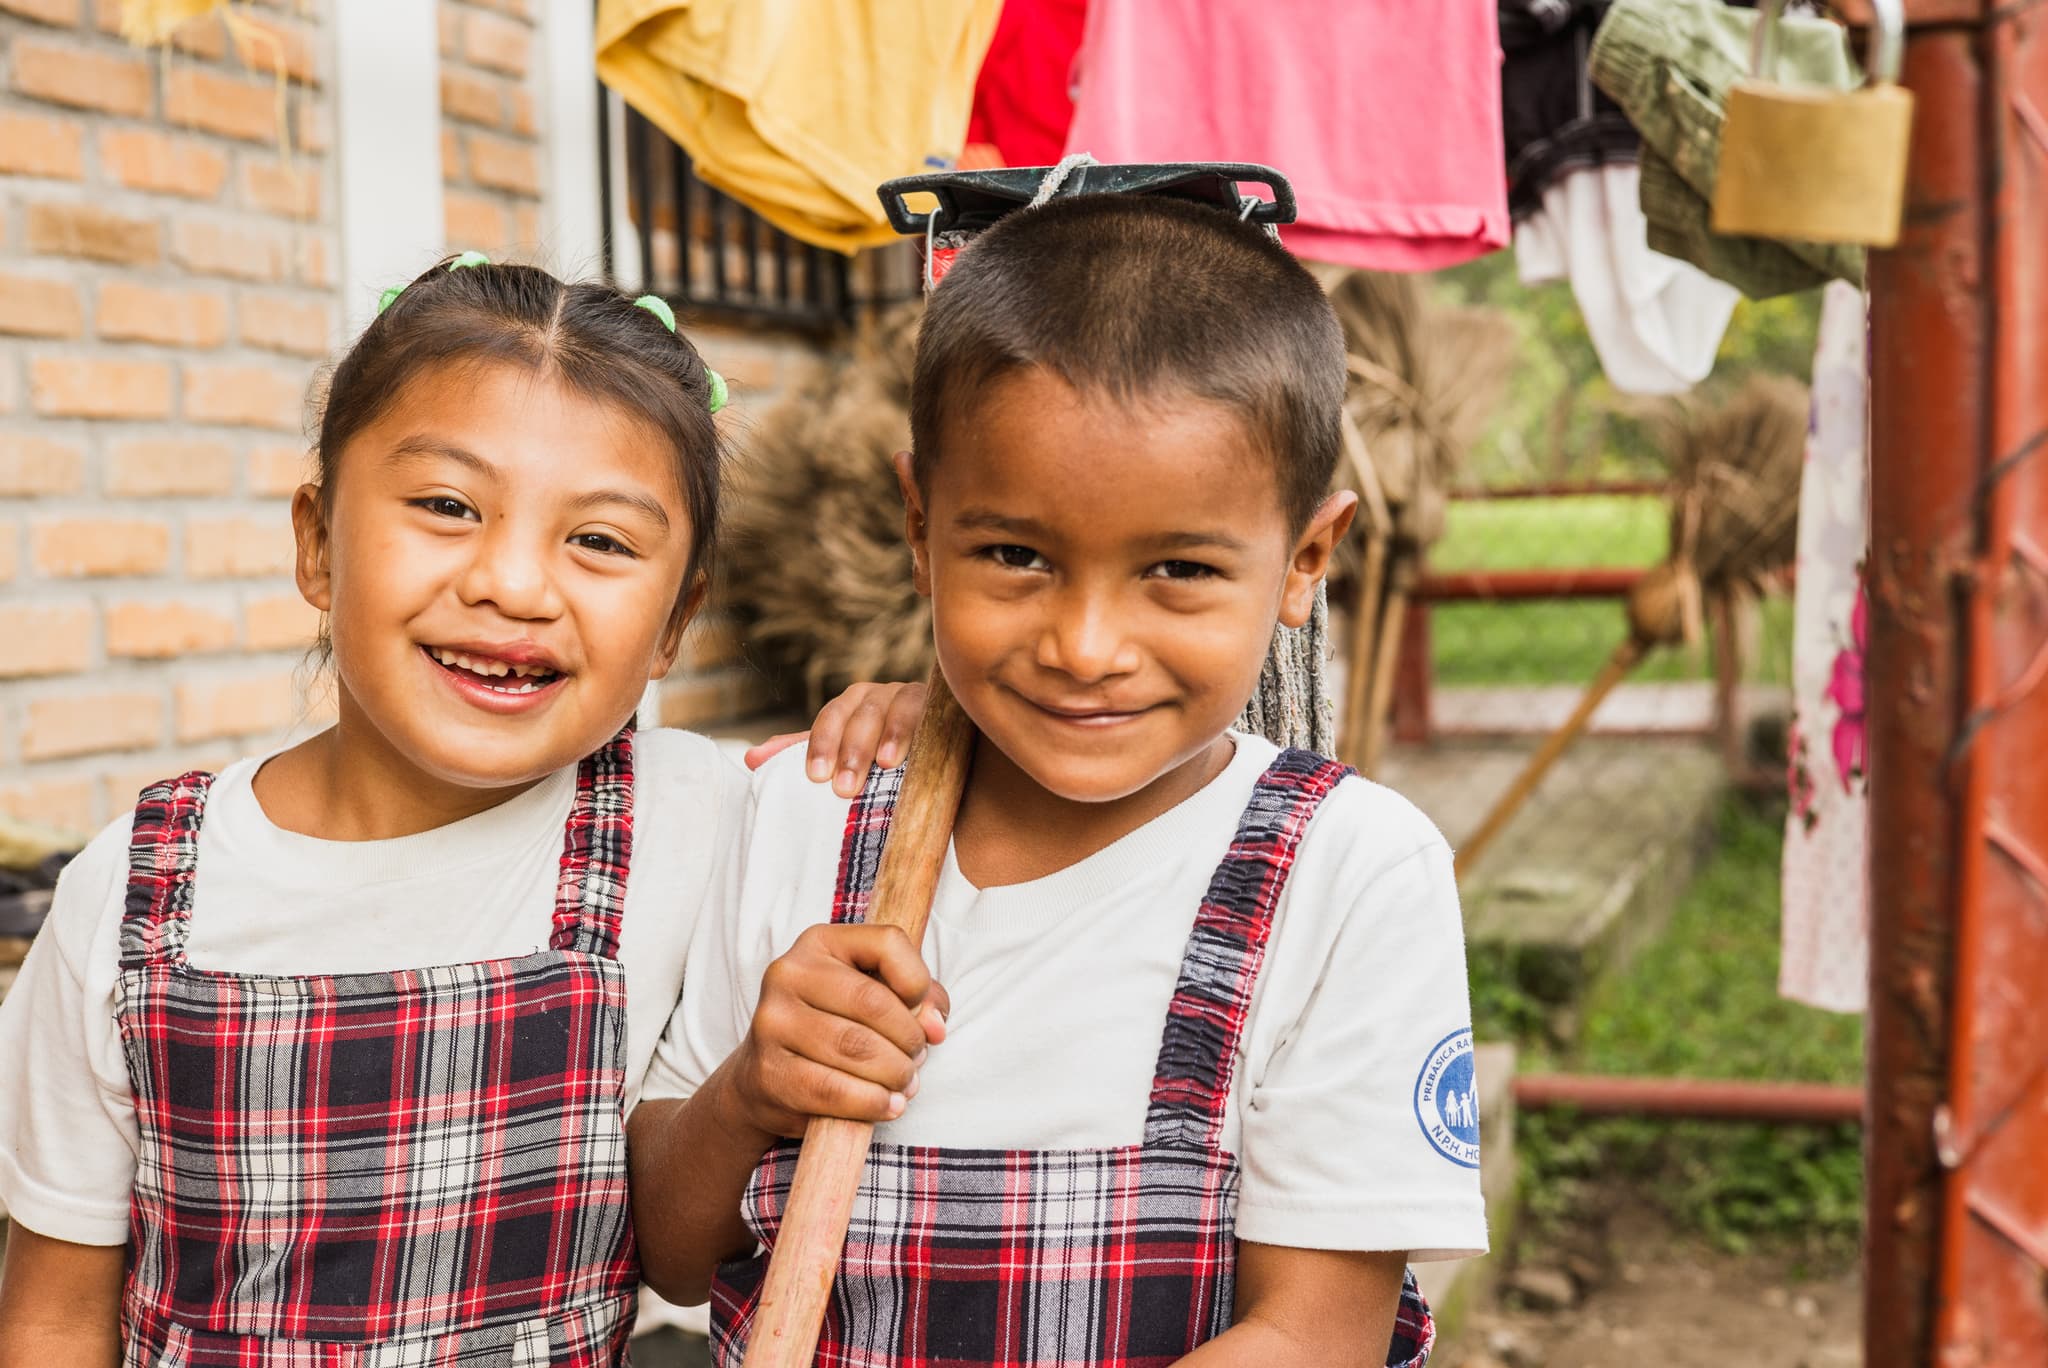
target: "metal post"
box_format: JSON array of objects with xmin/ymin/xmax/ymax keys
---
[{"xmin": 1856, "ymin": 0, "xmax": 2048, "ymax": 1362}]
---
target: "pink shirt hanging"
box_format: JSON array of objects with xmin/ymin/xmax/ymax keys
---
[{"xmin": 1064, "ymin": 0, "xmax": 1509, "ymax": 272}]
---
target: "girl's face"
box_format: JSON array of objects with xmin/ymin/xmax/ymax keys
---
[{"xmin": 294, "ymin": 360, "xmax": 699, "ymax": 794}]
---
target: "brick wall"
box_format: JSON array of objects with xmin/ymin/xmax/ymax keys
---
[
  {"xmin": 0, "ymin": 1, "xmax": 834, "ymax": 840},
  {"xmin": 0, "ymin": 0, "xmax": 334, "ymax": 838}
]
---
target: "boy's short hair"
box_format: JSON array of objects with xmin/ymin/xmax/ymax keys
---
[{"xmin": 909, "ymin": 193, "xmax": 1346, "ymax": 532}]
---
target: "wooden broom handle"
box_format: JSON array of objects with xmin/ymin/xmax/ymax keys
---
[{"xmin": 740, "ymin": 666, "xmax": 975, "ymax": 1368}]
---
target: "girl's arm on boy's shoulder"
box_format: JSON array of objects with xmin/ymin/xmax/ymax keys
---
[
  {"xmin": 744, "ymin": 679, "xmax": 927, "ymax": 796},
  {"xmin": 0, "ymin": 1224, "xmax": 123, "ymax": 1367},
  {"xmin": 1174, "ymin": 1243, "xmax": 1410, "ymax": 1368}
]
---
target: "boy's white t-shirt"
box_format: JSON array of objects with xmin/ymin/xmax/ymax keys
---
[
  {"xmin": 646, "ymin": 734, "xmax": 1489, "ymax": 1261},
  {"xmin": 0, "ymin": 727, "xmax": 751, "ymax": 1249}
]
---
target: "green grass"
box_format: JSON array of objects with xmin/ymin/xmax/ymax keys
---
[
  {"xmin": 1427, "ymin": 495, "xmax": 1792, "ymax": 688},
  {"xmin": 1512, "ymin": 796, "xmax": 1865, "ymax": 1255}
]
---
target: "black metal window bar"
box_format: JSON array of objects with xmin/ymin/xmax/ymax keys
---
[{"xmin": 599, "ymin": 95, "xmax": 855, "ymax": 333}]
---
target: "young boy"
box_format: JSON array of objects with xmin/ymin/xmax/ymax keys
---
[{"xmin": 630, "ymin": 191, "xmax": 1486, "ymax": 1367}]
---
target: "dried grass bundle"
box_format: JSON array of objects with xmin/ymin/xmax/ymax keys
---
[
  {"xmin": 722, "ymin": 302, "xmax": 931, "ymax": 707},
  {"xmin": 1657, "ymin": 372, "xmax": 1808, "ymax": 595}
]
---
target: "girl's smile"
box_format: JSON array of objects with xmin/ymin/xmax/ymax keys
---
[{"xmin": 270, "ymin": 359, "xmax": 699, "ymax": 838}]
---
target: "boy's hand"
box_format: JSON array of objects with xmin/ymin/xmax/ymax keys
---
[
  {"xmin": 727, "ymin": 923, "xmax": 949, "ymax": 1139},
  {"xmin": 745, "ymin": 680, "xmax": 929, "ymax": 797}
]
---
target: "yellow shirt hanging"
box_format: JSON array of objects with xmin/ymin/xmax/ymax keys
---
[{"xmin": 596, "ymin": 0, "xmax": 1002, "ymax": 254}]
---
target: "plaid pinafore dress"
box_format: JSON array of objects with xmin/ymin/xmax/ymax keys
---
[
  {"xmin": 711, "ymin": 748, "xmax": 1436, "ymax": 1368},
  {"xmin": 113, "ymin": 736, "xmax": 642, "ymax": 1367}
]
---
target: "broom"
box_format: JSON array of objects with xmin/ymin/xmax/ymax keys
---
[{"xmin": 1452, "ymin": 374, "xmax": 1808, "ymax": 880}]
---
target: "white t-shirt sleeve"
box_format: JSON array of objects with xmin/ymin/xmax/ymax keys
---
[
  {"xmin": 1235, "ymin": 783, "xmax": 1489, "ymax": 1260},
  {"xmin": 0, "ymin": 817, "xmax": 142, "ymax": 1246}
]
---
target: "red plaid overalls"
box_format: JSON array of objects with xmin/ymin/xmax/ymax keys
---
[
  {"xmin": 712, "ymin": 747, "xmax": 1436, "ymax": 1367},
  {"xmin": 114, "ymin": 736, "xmax": 642, "ymax": 1366}
]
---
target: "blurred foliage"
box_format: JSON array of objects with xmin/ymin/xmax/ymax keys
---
[
  {"xmin": 1510, "ymin": 795, "xmax": 1866, "ymax": 1255},
  {"xmin": 1433, "ymin": 253, "xmax": 1823, "ymax": 488}
]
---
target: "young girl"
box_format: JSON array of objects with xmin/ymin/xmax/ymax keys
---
[
  {"xmin": 0, "ymin": 255, "xmax": 914, "ymax": 1366},
  {"xmin": 631, "ymin": 194, "xmax": 1486, "ymax": 1365}
]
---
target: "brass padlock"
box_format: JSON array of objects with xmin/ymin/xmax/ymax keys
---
[{"xmin": 1713, "ymin": 0, "xmax": 1913, "ymax": 248}]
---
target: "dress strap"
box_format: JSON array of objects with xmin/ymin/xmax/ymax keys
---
[
  {"xmin": 551, "ymin": 728, "xmax": 636, "ymax": 959},
  {"xmin": 829, "ymin": 763, "xmax": 904, "ymax": 926},
  {"xmin": 1143, "ymin": 748, "xmax": 1352, "ymax": 1151},
  {"xmin": 119, "ymin": 772, "xmax": 216, "ymax": 970}
]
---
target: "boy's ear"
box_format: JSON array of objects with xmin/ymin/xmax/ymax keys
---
[
  {"xmin": 651, "ymin": 571, "xmax": 709, "ymax": 681},
  {"xmin": 291, "ymin": 483, "xmax": 332, "ymax": 612},
  {"xmin": 892, "ymin": 450, "xmax": 933, "ymax": 596},
  {"xmin": 1278, "ymin": 491, "xmax": 1359, "ymax": 629}
]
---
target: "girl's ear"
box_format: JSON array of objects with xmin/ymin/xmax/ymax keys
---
[
  {"xmin": 291, "ymin": 483, "xmax": 332, "ymax": 612},
  {"xmin": 1278, "ymin": 491, "xmax": 1359, "ymax": 629},
  {"xmin": 892, "ymin": 450, "xmax": 933, "ymax": 597},
  {"xmin": 651, "ymin": 572, "xmax": 709, "ymax": 680}
]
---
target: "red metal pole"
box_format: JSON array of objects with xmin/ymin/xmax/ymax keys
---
[
  {"xmin": 1859, "ymin": 1, "xmax": 2048, "ymax": 1362},
  {"xmin": 1514, "ymin": 1074, "xmax": 1863, "ymax": 1126},
  {"xmin": 1416, "ymin": 566, "xmax": 1644, "ymax": 601}
]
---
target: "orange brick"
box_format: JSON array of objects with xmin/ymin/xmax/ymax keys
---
[
  {"xmin": 700, "ymin": 344, "xmax": 783, "ymax": 394},
  {"xmin": 441, "ymin": 126, "xmax": 463, "ymax": 183},
  {"xmin": 32, "ymin": 517, "xmax": 171, "ymax": 577},
  {"xmin": 0, "ymin": 271, "xmax": 83, "ymax": 337},
  {"xmin": 239, "ymin": 292, "xmax": 331, "ymax": 356},
  {"xmin": 248, "ymin": 443, "xmax": 313, "ymax": 495},
  {"xmin": 165, "ymin": 66, "xmax": 279, "ymax": 143},
  {"xmin": 30, "ymin": 357, "xmax": 172, "ymax": 419},
  {"xmin": 464, "ymin": 132, "xmax": 539, "ymax": 196},
  {"xmin": 104, "ymin": 438, "xmax": 236, "ymax": 497},
  {"xmin": 10, "ymin": 37, "xmax": 152, "ymax": 116},
  {"xmin": 243, "ymin": 591, "xmax": 319, "ymax": 650},
  {"xmin": 97, "ymin": 281, "xmax": 229, "ymax": 348},
  {"xmin": 0, "ymin": 0, "xmax": 84, "ymax": 26},
  {"xmin": 444, "ymin": 191, "xmax": 510, "ymax": 255},
  {"xmin": 172, "ymin": 218, "xmax": 290, "ymax": 282},
  {"xmin": 105, "ymin": 597, "xmax": 238, "ymax": 657},
  {"xmin": 441, "ymin": 70, "xmax": 503, "ymax": 126},
  {"xmin": 0, "ymin": 110, "xmax": 85, "ymax": 179},
  {"xmin": 100, "ymin": 127, "xmax": 228, "ymax": 199},
  {"xmin": 176, "ymin": 671, "xmax": 295, "ymax": 742},
  {"xmin": 184, "ymin": 362, "xmax": 305, "ymax": 430},
  {"xmin": 508, "ymin": 88, "xmax": 536, "ymax": 138},
  {"xmin": 0, "ymin": 432, "xmax": 85, "ymax": 495},
  {"xmin": 25, "ymin": 201, "xmax": 160, "ymax": 265},
  {"xmin": 437, "ymin": 5, "xmax": 461, "ymax": 57},
  {"xmin": 239, "ymin": 157, "xmax": 319, "ymax": 218},
  {"xmin": 681, "ymin": 618, "xmax": 744, "ymax": 671},
  {"xmin": 296, "ymin": 232, "xmax": 334, "ymax": 288},
  {"xmin": 512, "ymin": 205, "xmax": 540, "ymax": 251},
  {"xmin": 167, "ymin": 10, "xmax": 228, "ymax": 59},
  {"xmin": 463, "ymin": 9, "xmax": 530, "ymax": 77},
  {"xmin": 185, "ymin": 514, "xmax": 295, "ymax": 578},
  {"xmin": 229, "ymin": 13, "xmax": 318, "ymax": 86},
  {"xmin": 24, "ymin": 690, "xmax": 164, "ymax": 760},
  {"xmin": 0, "ymin": 778, "xmax": 96, "ymax": 840},
  {"xmin": 0, "ymin": 603, "xmax": 92, "ymax": 677}
]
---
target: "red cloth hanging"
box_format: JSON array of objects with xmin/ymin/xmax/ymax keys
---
[{"xmin": 967, "ymin": 0, "xmax": 1088, "ymax": 168}]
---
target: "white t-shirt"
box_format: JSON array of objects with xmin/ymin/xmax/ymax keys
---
[
  {"xmin": 647, "ymin": 734, "xmax": 1489, "ymax": 1261},
  {"xmin": 0, "ymin": 727, "xmax": 751, "ymax": 1248}
]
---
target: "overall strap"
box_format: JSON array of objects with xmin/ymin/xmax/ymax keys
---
[
  {"xmin": 118, "ymin": 772, "xmax": 216, "ymax": 970},
  {"xmin": 1144, "ymin": 748, "xmax": 1352, "ymax": 1151},
  {"xmin": 551, "ymin": 728, "xmax": 636, "ymax": 959},
  {"xmin": 830, "ymin": 763, "xmax": 905, "ymax": 925}
]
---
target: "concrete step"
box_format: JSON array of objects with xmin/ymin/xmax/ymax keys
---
[{"xmin": 1380, "ymin": 736, "xmax": 1725, "ymax": 1017}]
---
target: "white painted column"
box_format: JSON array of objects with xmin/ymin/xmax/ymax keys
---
[
  {"xmin": 538, "ymin": 0, "xmax": 611, "ymax": 279},
  {"xmin": 331, "ymin": 0, "xmax": 445, "ymax": 338}
]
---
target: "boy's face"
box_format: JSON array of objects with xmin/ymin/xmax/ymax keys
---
[{"xmin": 900, "ymin": 366, "xmax": 1353, "ymax": 806}]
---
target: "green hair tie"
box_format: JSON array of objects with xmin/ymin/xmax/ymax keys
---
[
  {"xmin": 633, "ymin": 294, "xmax": 726, "ymax": 414},
  {"xmin": 632, "ymin": 293, "xmax": 677, "ymax": 332},
  {"xmin": 377, "ymin": 250, "xmax": 492, "ymax": 316}
]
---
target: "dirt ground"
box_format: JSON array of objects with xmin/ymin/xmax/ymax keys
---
[{"xmin": 1446, "ymin": 1196, "xmax": 1861, "ymax": 1368}]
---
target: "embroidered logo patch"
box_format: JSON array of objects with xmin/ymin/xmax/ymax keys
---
[{"xmin": 1413, "ymin": 1027, "xmax": 1481, "ymax": 1168}]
